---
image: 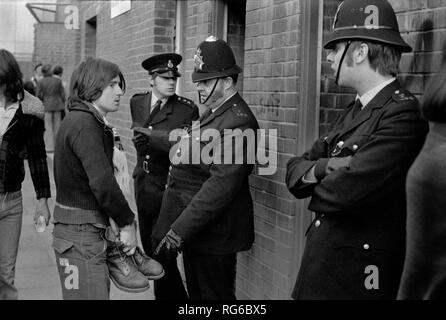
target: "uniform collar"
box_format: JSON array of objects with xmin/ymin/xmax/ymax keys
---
[
  {"xmin": 151, "ymin": 92, "xmax": 168, "ymax": 109},
  {"xmin": 210, "ymin": 91, "xmax": 237, "ymax": 113},
  {"xmin": 356, "ymin": 78, "xmax": 396, "ymax": 108},
  {"xmin": 197, "ymin": 92, "xmax": 242, "ymax": 128}
]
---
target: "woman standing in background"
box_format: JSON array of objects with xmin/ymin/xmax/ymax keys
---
[{"xmin": 398, "ymin": 41, "xmax": 446, "ymax": 299}]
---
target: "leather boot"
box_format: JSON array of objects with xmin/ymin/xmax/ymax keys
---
[
  {"xmin": 107, "ymin": 242, "xmax": 151, "ymax": 293},
  {"xmin": 132, "ymin": 247, "xmax": 165, "ymax": 280}
]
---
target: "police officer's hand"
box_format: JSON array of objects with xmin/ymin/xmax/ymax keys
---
[
  {"xmin": 132, "ymin": 133, "xmax": 149, "ymax": 150},
  {"xmin": 154, "ymin": 229, "xmax": 183, "ymax": 255},
  {"xmin": 326, "ymin": 156, "xmax": 352, "ymax": 175},
  {"xmin": 133, "ymin": 126, "xmax": 153, "ymax": 150},
  {"xmin": 134, "ymin": 126, "xmax": 153, "ymax": 137},
  {"xmin": 119, "ymin": 222, "xmax": 137, "ymax": 255}
]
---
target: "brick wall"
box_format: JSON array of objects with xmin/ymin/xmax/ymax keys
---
[
  {"xmin": 33, "ymin": 22, "xmax": 80, "ymax": 94},
  {"xmin": 392, "ymin": 0, "xmax": 446, "ymax": 98},
  {"xmin": 241, "ymin": 0, "xmax": 302, "ymax": 299},
  {"xmin": 319, "ymin": 0, "xmax": 446, "ymax": 137}
]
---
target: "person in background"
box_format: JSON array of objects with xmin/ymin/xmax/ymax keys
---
[
  {"xmin": 397, "ymin": 41, "xmax": 446, "ymax": 300},
  {"xmin": 23, "ymin": 63, "xmax": 42, "ymax": 96},
  {"xmin": 37, "ymin": 64, "xmax": 66, "ymax": 153},
  {"xmin": 52, "ymin": 65, "xmax": 64, "ymax": 82},
  {"xmin": 285, "ymin": 0, "xmax": 428, "ymax": 299},
  {"xmin": 52, "ymin": 65, "xmax": 67, "ymax": 119},
  {"xmin": 0, "ymin": 49, "xmax": 51, "ymax": 300}
]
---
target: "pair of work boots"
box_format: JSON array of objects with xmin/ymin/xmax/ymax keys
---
[{"xmin": 107, "ymin": 242, "xmax": 164, "ymax": 293}]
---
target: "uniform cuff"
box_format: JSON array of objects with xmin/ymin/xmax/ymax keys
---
[{"xmin": 314, "ymin": 158, "xmax": 330, "ymax": 181}]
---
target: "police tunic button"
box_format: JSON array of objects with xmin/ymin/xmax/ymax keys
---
[
  {"xmin": 145, "ymin": 155, "xmax": 150, "ymax": 160},
  {"xmin": 315, "ymin": 220, "xmax": 321, "ymax": 227},
  {"xmin": 337, "ymin": 141, "xmax": 344, "ymax": 147},
  {"xmin": 395, "ymin": 90, "xmax": 400, "ymax": 94},
  {"xmin": 352, "ymin": 144, "xmax": 358, "ymax": 151},
  {"xmin": 148, "ymin": 126, "xmax": 153, "ymax": 130},
  {"xmin": 195, "ymin": 137, "xmax": 200, "ymax": 141},
  {"xmin": 363, "ymin": 244, "xmax": 370, "ymax": 250}
]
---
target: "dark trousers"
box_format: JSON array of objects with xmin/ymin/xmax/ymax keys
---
[
  {"xmin": 153, "ymin": 251, "xmax": 188, "ymax": 300},
  {"xmin": 134, "ymin": 174, "xmax": 165, "ymax": 257},
  {"xmin": 183, "ymin": 250, "xmax": 237, "ymax": 300}
]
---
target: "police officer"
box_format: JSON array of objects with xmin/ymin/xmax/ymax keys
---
[
  {"xmin": 285, "ymin": 0, "xmax": 428, "ymax": 299},
  {"xmin": 130, "ymin": 53, "xmax": 198, "ymax": 299},
  {"xmin": 151, "ymin": 36, "xmax": 259, "ymax": 300}
]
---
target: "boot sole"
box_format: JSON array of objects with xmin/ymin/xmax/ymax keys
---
[
  {"xmin": 109, "ymin": 274, "xmax": 151, "ymax": 293},
  {"xmin": 145, "ymin": 269, "xmax": 165, "ymax": 280}
]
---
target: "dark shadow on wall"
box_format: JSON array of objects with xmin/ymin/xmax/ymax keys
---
[{"xmin": 399, "ymin": 19, "xmax": 434, "ymax": 92}]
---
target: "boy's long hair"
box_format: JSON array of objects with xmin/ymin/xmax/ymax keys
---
[
  {"xmin": 0, "ymin": 49, "xmax": 24, "ymax": 104},
  {"xmin": 68, "ymin": 58, "xmax": 125, "ymax": 108}
]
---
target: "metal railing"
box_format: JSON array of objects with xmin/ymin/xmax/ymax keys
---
[{"xmin": 25, "ymin": 2, "xmax": 69, "ymax": 23}]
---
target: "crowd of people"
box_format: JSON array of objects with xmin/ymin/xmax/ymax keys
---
[{"xmin": 0, "ymin": 0, "xmax": 446, "ymax": 300}]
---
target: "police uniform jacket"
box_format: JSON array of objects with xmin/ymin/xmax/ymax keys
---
[
  {"xmin": 153, "ymin": 93, "xmax": 259, "ymax": 255},
  {"xmin": 286, "ymin": 80, "xmax": 428, "ymax": 299},
  {"xmin": 130, "ymin": 92, "xmax": 198, "ymax": 247},
  {"xmin": 130, "ymin": 92, "xmax": 198, "ymax": 186}
]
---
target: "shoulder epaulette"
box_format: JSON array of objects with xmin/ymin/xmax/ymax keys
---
[
  {"xmin": 231, "ymin": 102, "xmax": 248, "ymax": 118},
  {"xmin": 392, "ymin": 89, "xmax": 416, "ymax": 103},
  {"xmin": 176, "ymin": 95, "xmax": 196, "ymax": 109}
]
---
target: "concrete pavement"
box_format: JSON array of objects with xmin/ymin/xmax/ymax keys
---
[{"xmin": 14, "ymin": 155, "xmax": 155, "ymax": 300}]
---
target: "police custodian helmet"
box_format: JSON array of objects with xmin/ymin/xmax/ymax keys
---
[
  {"xmin": 324, "ymin": 0, "xmax": 412, "ymax": 52},
  {"xmin": 191, "ymin": 36, "xmax": 242, "ymax": 83}
]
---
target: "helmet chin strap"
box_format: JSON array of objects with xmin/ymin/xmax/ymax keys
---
[
  {"xmin": 335, "ymin": 41, "xmax": 352, "ymax": 86},
  {"xmin": 198, "ymin": 78, "xmax": 220, "ymax": 105}
]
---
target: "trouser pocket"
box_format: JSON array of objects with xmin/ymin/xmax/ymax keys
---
[{"xmin": 52, "ymin": 225, "xmax": 109, "ymax": 300}]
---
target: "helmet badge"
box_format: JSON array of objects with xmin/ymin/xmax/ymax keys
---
[
  {"xmin": 205, "ymin": 35, "xmax": 218, "ymax": 42},
  {"xmin": 194, "ymin": 47, "xmax": 205, "ymax": 71},
  {"xmin": 167, "ymin": 60, "xmax": 174, "ymax": 68}
]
